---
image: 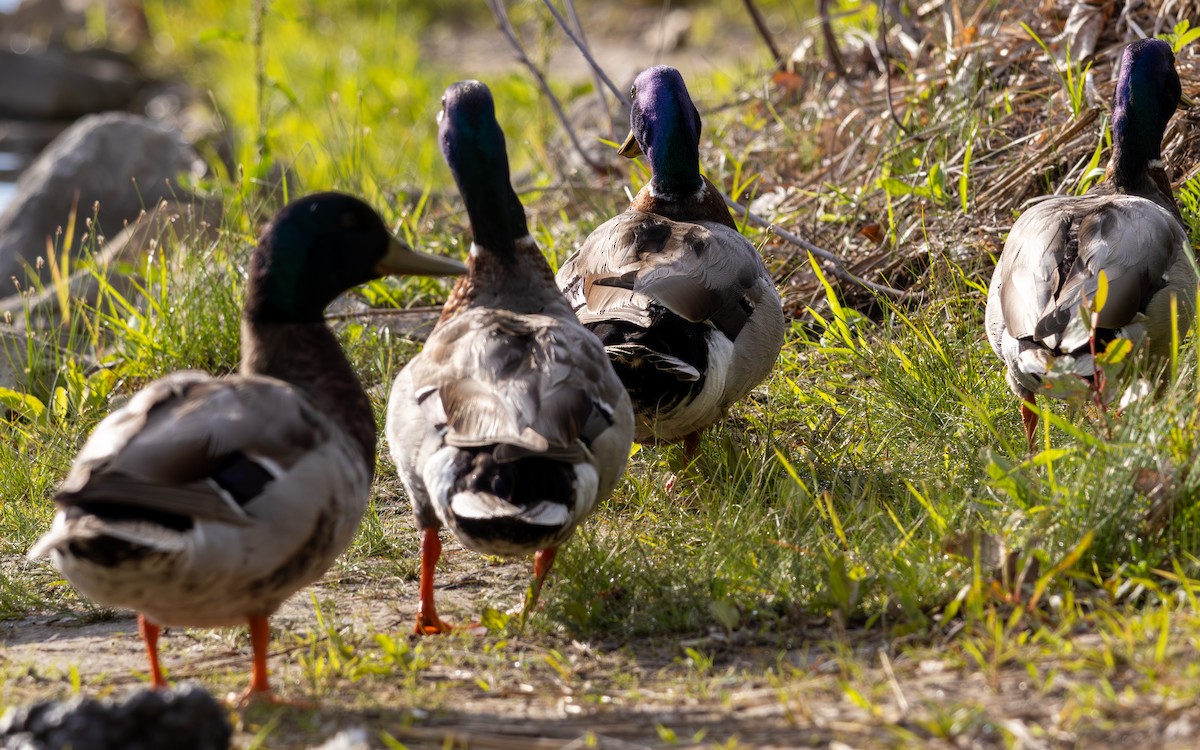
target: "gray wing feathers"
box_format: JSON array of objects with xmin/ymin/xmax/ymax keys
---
[
  {"xmin": 996, "ymin": 195, "xmax": 1186, "ymax": 352},
  {"xmin": 408, "ymin": 310, "xmax": 625, "ymax": 463},
  {"xmin": 59, "ymin": 476, "xmax": 253, "ymax": 526},
  {"xmin": 57, "ymin": 372, "xmax": 328, "ymax": 522},
  {"xmin": 559, "ymin": 212, "xmax": 769, "ymax": 335}
]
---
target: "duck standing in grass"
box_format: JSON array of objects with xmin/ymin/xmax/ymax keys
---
[
  {"xmin": 986, "ymin": 38, "xmax": 1197, "ymax": 449},
  {"xmin": 29, "ymin": 193, "xmax": 465, "ymax": 701},
  {"xmin": 555, "ymin": 66, "xmax": 785, "ymax": 455},
  {"xmin": 386, "ymin": 81, "xmax": 634, "ymax": 635}
]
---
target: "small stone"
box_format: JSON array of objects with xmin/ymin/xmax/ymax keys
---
[{"xmin": 0, "ymin": 683, "xmax": 231, "ymax": 750}]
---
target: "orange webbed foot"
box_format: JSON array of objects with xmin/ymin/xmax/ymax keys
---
[{"xmin": 414, "ymin": 614, "xmax": 453, "ymax": 635}]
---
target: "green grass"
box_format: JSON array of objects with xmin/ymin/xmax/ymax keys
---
[{"xmin": 4, "ymin": 0, "xmax": 1200, "ymax": 747}]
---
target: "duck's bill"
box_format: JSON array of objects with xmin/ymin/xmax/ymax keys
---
[
  {"xmin": 617, "ymin": 130, "xmax": 643, "ymax": 158},
  {"xmin": 376, "ymin": 235, "xmax": 466, "ymax": 276}
]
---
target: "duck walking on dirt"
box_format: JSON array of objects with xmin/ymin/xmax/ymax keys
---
[
  {"xmin": 29, "ymin": 193, "xmax": 465, "ymax": 702},
  {"xmin": 986, "ymin": 39, "xmax": 1197, "ymax": 450},
  {"xmin": 556, "ymin": 65, "xmax": 785, "ymax": 456},
  {"xmin": 386, "ymin": 81, "xmax": 634, "ymax": 635}
]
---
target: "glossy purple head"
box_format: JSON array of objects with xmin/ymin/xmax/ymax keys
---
[
  {"xmin": 622, "ymin": 66, "xmax": 704, "ymax": 196},
  {"xmin": 1111, "ymin": 38, "xmax": 1182, "ymax": 165}
]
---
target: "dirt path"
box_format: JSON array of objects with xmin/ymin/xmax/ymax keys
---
[{"xmin": 6, "ymin": 513, "xmax": 1200, "ymax": 750}]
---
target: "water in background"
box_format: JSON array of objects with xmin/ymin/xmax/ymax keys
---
[
  {"xmin": 0, "ymin": 0, "xmax": 20, "ymax": 203},
  {"xmin": 0, "ymin": 152, "xmax": 20, "ymax": 212}
]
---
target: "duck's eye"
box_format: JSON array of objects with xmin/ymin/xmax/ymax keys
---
[{"xmin": 339, "ymin": 211, "xmax": 360, "ymax": 229}]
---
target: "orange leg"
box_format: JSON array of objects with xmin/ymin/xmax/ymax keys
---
[
  {"xmin": 246, "ymin": 615, "xmax": 272, "ymax": 697},
  {"xmin": 233, "ymin": 615, "xmax": 291, "ymax": 706},
  {"xmin": 138, "ymin": 613, "xmax": 167, "ymax": 689},
  {"xmin": 528, "ymin": 547, "xmax": 559, "ymax": 610},
  {"xmin": 415, "ymin": 527, "xmax": 452, "ymax": 635},
  {"xmin": 682, "ymin": 431, "xmax": 702, "ymax": 461},
  {"xmin": 1020, "ymin": 398, "xmax": 1038, "ymax": 453}
]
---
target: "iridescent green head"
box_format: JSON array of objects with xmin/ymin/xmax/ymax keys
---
[
  {"xmin": 439, "ymin": 81, "xmax": 529, "ymax": 252},
  {"xmin": 247, "ymin": 192, "xmax": 463, "ymax": 323}
]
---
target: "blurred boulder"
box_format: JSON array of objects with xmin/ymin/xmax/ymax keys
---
[
  {"xmin": 0, "ymin": 48, "xmax": 140, "ymax": 120},
  {"xmin": 0, "ymin": 112, "xmax": 207, "ymax": 294},
  {"xmin": 0, "ymin": 0, "xmax": 150, "ymax": 51},
  {"xmin": 0, "ymin": 198, "xmax": 220, "ymax": 400},
  {"xmin": 0, "ymin": 197, "xmax": 222, "ymax": 335}
]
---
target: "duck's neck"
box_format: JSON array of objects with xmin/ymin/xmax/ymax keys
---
[
  {"xmin": 1105, "ymin": 99, "xmax": 1181, "ymax": 217},
  {"xmin": 631, "ymin": 175, "xmax": 738, "ymax": 230},
  {"xmin": 240, "ymin": 319, "xmax": 377, "ymax": 472},
  {"xmin": 440, "ymin": 236, "xmax": 568, "ymax": 320},
  {"xmin": 1104, "ymin": 156, "xmax": 1181, "ymax": 219}
]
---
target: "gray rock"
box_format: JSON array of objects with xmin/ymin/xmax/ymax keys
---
[
  {"xmin": 0, "ymin": 682, "xmax": 231, "ymax": 750},
  {"xmin": 0, "ymin": 197, "xmax": 222, "ymax": 335},
  {"xmin": 0, "ymin": 0, "xmax": 84, "ymax": 43},
  {"xmin": 0, "ymin": 112, "xmax": 206, "ymax": 293},
  {"xmin": 0, "ymin": 48, "xmax": 140, "ymax": 120},
  {"xmin": 0, "ymin": 0, "xmax": 149, "ymax": 51}
]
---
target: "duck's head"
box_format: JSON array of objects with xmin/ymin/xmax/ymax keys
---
[
  {"xmin": 1112, "ymin": 38, "xmax": 1184, "ymax": 166},
  {"xmin": 618, "ymin": 66, "xmax": 703, "ymax": 197},
  {"xmin": 439, "ymin": 80, "xmax": 529, "ymax": 252},
  {"xmin": 247, "ymin": 192, "xmax": 465, "ymax": 323}
]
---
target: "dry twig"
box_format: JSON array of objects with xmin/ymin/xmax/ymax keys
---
[
  {"xmin": 742, "ymin": 0, "xmax": 785, "ymax": 70},
  {"xmin": 725, "ymin": 196, "xmax": 920, "ymax": 300},
  {"xmin": 538, "ymin": 0, "xmax": 628, "ymax": 105},
  {"xmin": 818, "ymin": 0, "xmax": 848, "ymax": 78},
  {"xmin": 486, "ymin": 0, "xmax": 606, "ymax": 173}
]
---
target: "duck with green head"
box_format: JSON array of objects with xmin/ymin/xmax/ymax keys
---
[
  {"xmin": 29, "ymin": 193, "xmax": 465, "ymax": 702},
  {"xmin": 986, "ymin": 38, "xmax": 1197, "ymax": 449},
  {"xmin": 556, "ymin": 65, "xmax": 785, "ymax": 455},
  {"xmin": 386, "ymin": 81, "xmax": 634, "ymax": 634}
]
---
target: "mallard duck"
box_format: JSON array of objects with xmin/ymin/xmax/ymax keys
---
[
  {"xmin": 28, "ymin": 193, "xmax": 465, "ymax": 701},
  {"xmin": 986, "ymin": 39, "xmax": 1197, "ymax": 448},
  {"xmin": 386, "ymin": 81, "xmax": 634, "ymax": 635},
  {"xmin": 555, "ymin": 65, "xmax": 785, "ymax": 454}
]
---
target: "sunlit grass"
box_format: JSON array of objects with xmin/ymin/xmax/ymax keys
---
[{"xmin": 4, "ymin": 0, "xmax": 1200, "ymax": 746}]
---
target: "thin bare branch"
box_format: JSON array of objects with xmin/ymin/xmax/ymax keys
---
[
  {"xmin": 879, "ymin": 0, "xmax": 916, "ymax": 137},
  {"xmin": 818, "ymin": 0, "xmax": 847, "ymax": 78},
  {"xmin": 741, "ymin": 0, "xmax": 785, "ymax": 70},
  {"xmin": 486, "ymin": 0, "xmax": 606, "ymax": 173},
  {"xmin": 723, "ymin": 194, "xmax": 919, "ymax": 300},
  {"xmin": 561, "ymin": 0, "xmax": 618, "ymax": 136},
  {"xmin": 538, "ymin": 0, "xmax": 630, "ymax": 107}
]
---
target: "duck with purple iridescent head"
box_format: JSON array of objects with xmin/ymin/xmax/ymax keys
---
[
  {"xmin": 986, "ymin": 38, "xmax": 1198, "ymax": 450},
  {"xmin": 556, "ymin": 65, "xmax": 785, "ymax": 456}
]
